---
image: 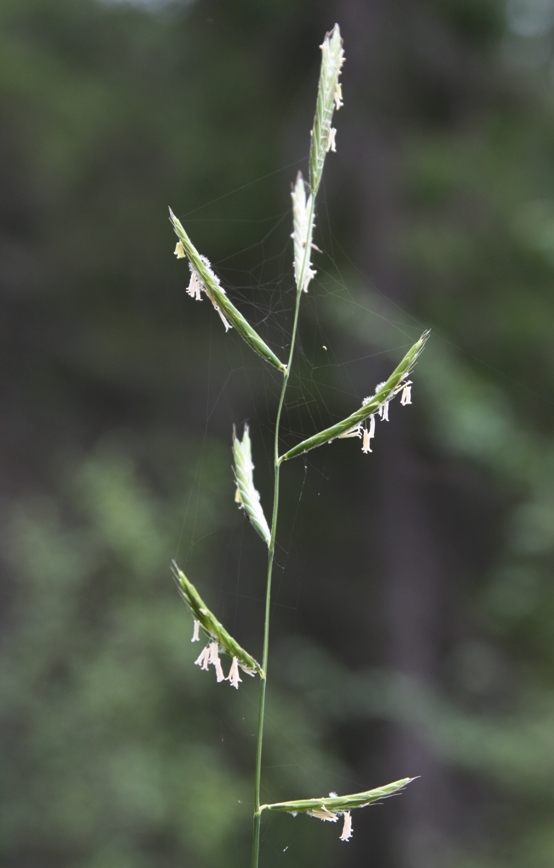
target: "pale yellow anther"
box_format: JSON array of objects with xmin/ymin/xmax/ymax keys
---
[
  {"xmin": 194, "ymin": 645, "xmax": 211, "ymax": 670},
  {"xmin": 340, "ymin": 812, "xmax": 353, "ymax": 841},
  {"xmin": 326, "ymin": 127, "xmax": 337, "ymax": 153},
  {"xmin": 187, "ymin": 271, "xmax": 203, "ymax": 301},
  {"xmin": 208, "ymin": 642, "xmax": 225, "ymax": 682},
  {"xmin": 226, "ymin": 657, "xmax": 242, "ymax": 689},
  {"xmin": 309, "ymin": 806, "xmax": 338, "ymax": 822}
]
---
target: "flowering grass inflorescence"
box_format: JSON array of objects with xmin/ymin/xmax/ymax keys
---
[{"xmin": 169, "ymin": 25, "xmax": 426, "ymax": 868}]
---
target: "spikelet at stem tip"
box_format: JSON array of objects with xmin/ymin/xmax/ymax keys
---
[{"xmin": 309, "ymin": 24, "xmax": 345, "ymax": 197}]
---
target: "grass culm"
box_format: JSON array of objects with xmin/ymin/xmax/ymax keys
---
[{"xmin": 169, "ymin": 25, "xmax": 427, "ymax": 868}]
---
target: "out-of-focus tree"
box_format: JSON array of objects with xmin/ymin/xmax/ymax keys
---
[{"xmin": 3, "ymin": 1, "xmax": 554, "ymax": 867}]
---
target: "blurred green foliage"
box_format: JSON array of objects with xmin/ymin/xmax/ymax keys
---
[
  {"xmin": 3, "ymin": 1, "xmax": 554, "ymax": 867},
  {"xmin": 2, "ymin": 433, "xmax": 344, "ymax": 867}
]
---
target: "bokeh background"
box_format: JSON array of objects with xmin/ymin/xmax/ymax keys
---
[{"xmin": 2, "ymin": 1, "xmax": 554, "ymax": 866}]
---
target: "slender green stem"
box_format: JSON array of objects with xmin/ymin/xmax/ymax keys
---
[{"xmin": 251, "ymin": 198, "xmax": 314, "ymax": 868}]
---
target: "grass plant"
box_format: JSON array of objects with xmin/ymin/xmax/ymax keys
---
[{"xmin": 169, "ymin": 25, "xmax": 426, "ymax": 868}]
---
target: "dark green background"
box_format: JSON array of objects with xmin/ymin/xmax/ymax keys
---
[{"xmin": 2, "ymin": 1, "xmax": 554, "ymax": 866}]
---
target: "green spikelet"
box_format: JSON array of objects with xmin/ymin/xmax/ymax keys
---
[
  {"xmin": 172, "ymin": 562, "xmax": 265, "ymax": 678},
  {"xmin": 170, "ymin": 209, "xmax": 287, "ymax": 374},
  {"xmin": 291, "ymin": 172, "xmax": 316, "ymax": 294},
  {"xmin": 261, "ymin": 777, "xmax": 415, "ymax": 815},
  {"xmin": 260, "ymin": 778, "xmax": 416, "ymax": 841},
  {"xmin": 278, "ymin": 331, "xmax": 430, "ymax": 463},
  {"xmin": 233, "ymin": 425, "xmax": 271, "ymax": 546},
  {"xmin": 309, "ymin": 24, "xmax": 345, "ymax": 197}
]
